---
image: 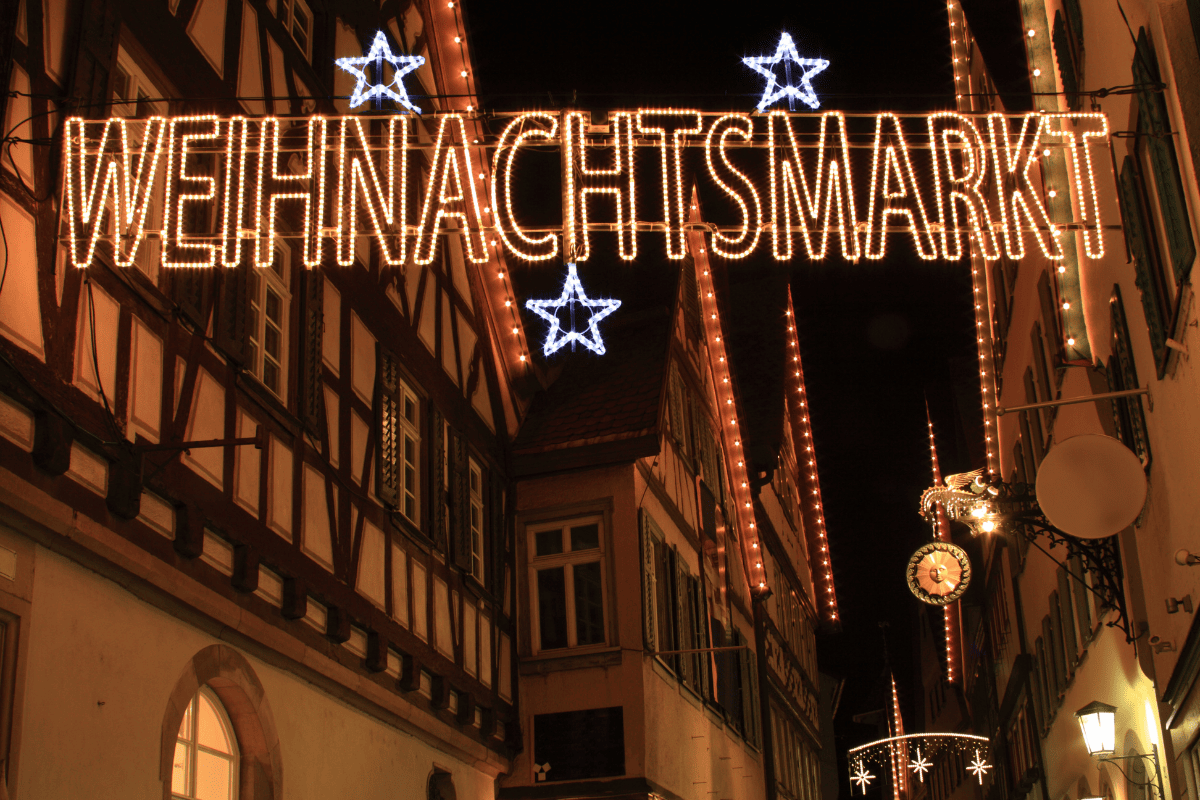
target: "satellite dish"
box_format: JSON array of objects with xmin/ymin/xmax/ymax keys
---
[{"xmin": 1035, "ymin": 434, "xmax": 1147, "ymax": 539}]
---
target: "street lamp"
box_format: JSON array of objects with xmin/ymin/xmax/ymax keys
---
[
  {"xmin": 1075, "ymin": 701, "xmax": 1116, "ymax": 757},
  {"xmin": 1075, "ymin": 700, "xmax": 1165, "ymax": 800}
]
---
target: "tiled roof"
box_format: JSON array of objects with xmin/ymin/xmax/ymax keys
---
[{"xmin": 513, "ymin": 310, "xmax": 671, "ymax": 457}]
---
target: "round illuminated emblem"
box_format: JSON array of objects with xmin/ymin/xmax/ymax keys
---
[{"xmin": 906, "ymin": 542, "xmax": 971, "ymax": 605}]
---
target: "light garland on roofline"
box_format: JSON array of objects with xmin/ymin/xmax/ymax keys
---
[{"xmin": 784, "ymin": 288, "xmax": 839, "ymax": 624}]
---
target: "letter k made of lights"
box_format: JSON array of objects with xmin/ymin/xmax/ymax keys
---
[
  {"xmin": 525, "ymin": 264, "xmax": 622, "ymax": 356},
  {"xmin": 336, "ymin": 31, "xmax": 426, "ymax": 113},
  {"xmin": 743, "ymin": 32, "xmax": 829, "ymax": 111}
]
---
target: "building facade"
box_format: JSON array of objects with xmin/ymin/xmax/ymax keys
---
[{"xmin": 935, "ymin": 2, "xmax": 1200, "ymax": 800}]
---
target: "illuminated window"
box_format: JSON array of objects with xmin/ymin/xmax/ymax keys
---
[
  {"xmin": 528, "ymin": 516, "xmax": 607, "ymax": 652},
  {"xmin": 172, "ymin": 687, "xmax": 239, "ymax": 800},
  {"xmin": 469, "ymin": 458, "xmax": 485, "ymax": 584},
  {"xmin": 248, "ymin": 244, "xmax": 291, "ymax": 399},
  {"xmin": 278, "ymin": 0, "xmax": 313, "ymax": 59}
]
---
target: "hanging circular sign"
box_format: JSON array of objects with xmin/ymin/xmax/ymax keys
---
[{"xmin": 906, "ymin": 542, "xmax": 971, "ymax": 605}]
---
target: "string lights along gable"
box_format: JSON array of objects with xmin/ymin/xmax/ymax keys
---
[
  {"xmin": 524, "ymin": 264, "xmax": 622, "ymax": 356},
  {"xmin": 335, "ymin": 31, "xmax": 426, "ymax": 113},
  {"xmin": 743, "ymin": 32, "xmax": 830, "ymax": 111}
]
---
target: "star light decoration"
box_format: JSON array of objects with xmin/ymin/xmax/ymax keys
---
[
  {"xmin": 335, "ymin": 31, "xmax": 426, "ymax": 113},
  {"xmin": 524, "ymin": 264, "xmax": 622, "ymax": 356},
  {"xmin": 850, "ymin": 761, "xmax": 875, "ymax": 795},
  {"xmin": 742, "ymin": 32, "xmax": 830, "ymax": 111},
  {"xmin": 909, "ymin": 748, "xmax": 931, "ymax": 782},
  {"xmin": 968, "ymin": 750, "xmax": 991, "ymax": 785}
]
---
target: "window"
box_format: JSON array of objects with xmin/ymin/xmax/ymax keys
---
[
  {"xmin": 248, "ymin": 245, "xmax": 291, "ymax": 399},
  {"xmin": 378, "ymin": 348, "xmax": 420, "ymax": 524},
  {"xmin": 172, "ymin": 687, "xmax": 239, "ymax": 800},
  {"xmin": 277, "ymin": 0, "xmax": 313, "ymax": 59},
  {"xmin": 529, "ymin": 516, "xmax": 607, "ymax": 652},
  {"xmin": 469, "ymin": 458, "xmax": 484, "ymax": 583}
]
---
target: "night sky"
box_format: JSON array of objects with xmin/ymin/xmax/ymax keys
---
[{"xmin": 463, "ymin": 0, "xmax": 1028, "ymax": 773}]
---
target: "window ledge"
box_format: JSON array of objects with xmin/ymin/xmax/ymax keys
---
[{"xmin": 519, "ymin": 648, "xmax": 622, "ymax": 675}]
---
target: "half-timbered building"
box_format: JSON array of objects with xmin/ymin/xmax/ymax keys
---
[{"xmin": 0, "ymin": 1, "xmax": 527, "ymax": 798}]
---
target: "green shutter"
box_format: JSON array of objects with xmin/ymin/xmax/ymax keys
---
[
  {"xmin": 1134, "ymin": 29, "xmax": 1196, "ymax": 283},
  {"xmin": 431, "ymin": 408, "xmax": 447, "ymax": 547},
  {"xmin": 1117, "ymin": 157, "xmax": 1168, "ymax": 366},
  {"xmin": 214, "ymin": 262, "xmax": 250, "ymax": 365},
  {"xmin": 639, "ymin": 510, "xmax": 658, "ymax": 653},
  {"xmin": 489, "ymin": 472, "xmax": 506, "ymax": 595},
  {"xmin": 1056, "ymin": 568, "xmax": 1079, "ymax": 670},
  {"xmin": 376, "ymin": 347, "xmax": 400, "ymax": 508},
  {"xmin": 1108, "ymin": 288, "xmax": 1152, "ymax": 466},
  {"xmin": 448, "ymin": 430, "xmax": 470, "ymax": 570},
  {"xmin": 1052, "ymin": 12, "xmax": 1081, "ymax": 111},
  {"xmin": 297, "ymin": 272, "xmax": 325, "ymax": 434}
]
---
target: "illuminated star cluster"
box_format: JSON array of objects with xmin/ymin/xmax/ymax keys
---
[
  {"xmin": 743, "ymin": 32, "xmax": 829, "ymax": 111},
  {"xmin": 524, "ymin": 264, "xmax": 622, "ymax": 356},
  {"xmin": 336, "ymin": 31, "xmax": 426, "ymax": 113}
]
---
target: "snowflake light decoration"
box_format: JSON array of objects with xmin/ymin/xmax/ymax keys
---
[
  {"xmin": 909, "ymin": 748, "xmax": 931, "ymax": 782},
  {"xmin": 967, "ymin": 750, "xmax": 991, "ymax": 785},
  {"xmin": 524, "ymin": 264, "xmax": 622, "ymax": 356},
  {"xmin": 743, "ymin": 32, "xmax": 829, "ymax": 111},
  {"xmin": 850, "ymin": 761, "xmax": 875, "ymax": 795},
  {"xmin": 335, "ymin": 31, "xmax": 426, "ymax": 113}
]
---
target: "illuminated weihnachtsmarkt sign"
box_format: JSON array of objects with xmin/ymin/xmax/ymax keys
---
[{"xmin": 60, "ymin": 109, "xmax": 1111, "ymax": 272}]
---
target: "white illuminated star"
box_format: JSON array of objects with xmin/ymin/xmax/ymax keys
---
[
  {"xmin": 967, "ymin": 750, "xmax": 991, "ymax": 785},
  {"xmin": 525, "ymin": 264, "xmax": 622, "ymax": 356},
  {"xmin": 743, "ymin": 32, "xmax": 829, "ymax": 111},
  {"xmin": 335, "ymin": 31, "xmax": 426, "ymax": 113},
  {"xmin": 850, "ymin": 761, "xmax": 875, "ymax": 795},
  {"xmin": 909, "ymin": 748, "xmax": 931, "ymax": 782}
]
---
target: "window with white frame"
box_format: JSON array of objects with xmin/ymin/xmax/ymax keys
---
[
  {"xmin": 469, "ymin": 458, "xmax": 485, "ymax": 583},
  {"xmin": 248, "ymin": 244, "xmax": 290, "ymax": 399},
  {"xmin": 277, "ymin": 0, "xmax": 313, "ymax": 59},
  {"xmin": 528, "ymin": 516, "xmax": 607, "ymax": 651},
  {"xmin": 172, "ymin": 687, "xmax": 239, "ymax": 800}
]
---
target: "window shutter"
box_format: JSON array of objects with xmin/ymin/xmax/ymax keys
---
[
  {"xmin": 171, "ymin": 269, "xmax": 212, "ymax": 330},
  {"xmin": 1028, "ymin": 641, "xmax": 1046, "ymax": 732},
  {"xmin": 214, "ymin": 262, "xmax": 250, "ymax": 365},
  {"xmin": 675, "ymin": 558, "xmax": 693, "ymax": 688},
  {"xmin": 449, "ymin": 430, "xmax": 470, "ymax": 570},
  {"xmin": 1134, "ymin": 29, "xmax": 1197, "ymax": 283},
  {"xmin": 1117, "ymin": 157, "xmax": 1168, "ymax": 366},
  {"xmin": 431, "ymin": 408, "xmax": 447, "ymax": 547},
  {"xmin": 1056, "ymin": 568, "xmax": 1079, "ymax": 670},
  {"xmin": 376, "ymin": 347, "xmax": 401, "ymax": 508},
  {"xmin": 741, "ymin": 646, "xmax": 759, "ymax": 743},
  {"xmin": 639, "ymin": 510, "xmax": 657, "ymax": 653},
  {"xmin": 298, "ymin": 271, "xmax": 324, "ymax": 433},
  {"xmin": 1069, "ymin": 556, "xmax": 1092, "ymax": 640},
  {"xmin": 1108, "ymin": 289, "xmax": 1152, "ymax": 465},
  {"xmin": 489, "ymin": 471, "xmax": 506, "ymax": 594},
  {"xmin": 1052, "ymin": 12, "xmax": 1082, "ymax": 111},
  {"xmin": 68, "ymin": 0, "xmax": 120, "ymax": 115},
  {"xmin": 699, "ymin": 481, "xmax": 717, "ymax": 542}
]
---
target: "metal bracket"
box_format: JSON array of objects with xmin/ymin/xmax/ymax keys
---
[
  {"xmin": 996, "ymin": 387, "xmax": 1150, "ymax": 416},
  {"xmin": 134, "ymin": 425, "xmax": 264, "ymax": 454}
]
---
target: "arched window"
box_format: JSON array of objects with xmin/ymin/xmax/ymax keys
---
[{"xmin": 172, "ymin": 687, "xmax": 240, "ymax": 800}]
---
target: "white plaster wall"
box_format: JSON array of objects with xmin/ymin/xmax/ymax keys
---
[{"xmin": 18, "ymin": 546, "xmax": 494, "ymax": 800}]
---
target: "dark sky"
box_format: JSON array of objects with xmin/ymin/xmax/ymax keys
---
[{"xmin": 463, "ymin": 0, "xmax": 1025, "ymax": 773}]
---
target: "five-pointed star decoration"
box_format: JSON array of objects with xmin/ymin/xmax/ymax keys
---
[
  {"xmin": 909, "ymin": 748, "xmax": 932, "ymax": 782},
  {"xmin": 742, "ymin": 32, "xmax": 830, "ymax": 112},
  {"xmin": 335, "ymin": 30, "xmax": 426, "ymax": 113},
  {"xmin": 967, "ymin": 750, "xmax": 992, "ymax": 785},
  {"xmin": 850, "ymin": 761, "xmax": 875, "ymax": 795},
  {"xmin": 524, "ymin": 264, "xmax": 622, "ymax": 356}
]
